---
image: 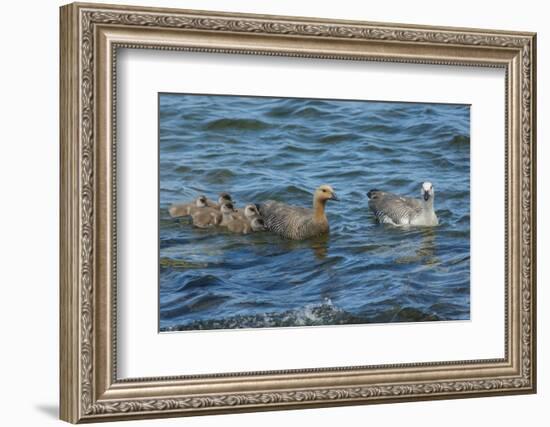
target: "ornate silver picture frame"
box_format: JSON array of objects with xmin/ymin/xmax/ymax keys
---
[{"xmin": 60, "ymin": 2, "xmax": 536, "ymax": 423}]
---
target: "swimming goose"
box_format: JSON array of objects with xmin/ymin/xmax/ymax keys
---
[
  {"xmin": 259, "ymin": 184, "xmax": 338, "ymax": 240},
  {"xmin": 223, "ymin": 204, "xmax": 264, "ymax": 234},
  {"xmin": 191, "ymin": 202, "xmax": 236, "ymax": 228},
  {"xmin": 226, "ymin": 216, "xmax": 267, "ymax": 234},
  {"xmin": 168, "ymin": 195, "xmax": 207, "ymax": 218},
  {"xmin": 367, "ymin": 182, "xmax": 438, "ymax": 226},
  {"xmin": 206, "ymin": 192, "xmax": 233, "ymax": 209},
  {"xmin": 219, "ymin": 202, "xmax": 238, "ymax": 226},
  {"xmin": 250, "ymin": 217, "xmax": 267, "ymax": 232},
  {"xmin": 235, "ymin": 204, "xmax": 261, "ymax": 220}
]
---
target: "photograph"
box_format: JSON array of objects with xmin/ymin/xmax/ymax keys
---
[
  {"xmin": 159, "ymin": 93, "xmax": 471, "ymax": 332},
  {"xmin": 57, "ymin": 2, "xmax": 537, "ymax": 421}
]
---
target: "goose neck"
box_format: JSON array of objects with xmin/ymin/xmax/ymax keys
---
[
  {"xmin": 313, "ymin": 197, "xmax": 327, "ymax": 222},
  {"xmin": 424, "ymin": 195, "xmax": 434, "ymax": 209}
]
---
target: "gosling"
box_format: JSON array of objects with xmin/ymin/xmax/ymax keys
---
[
  {"xmin": 206, "ymin": 192, "xmax": 233, "ymax": 209},
  {"xmin": 224, "ymin": 204, "xmax": 263, "ymax": 233},
  {"xmin": 235, "ymin": 204, "xmax": 261, "ymax": 220},
  {"xmin": 191, "ymin": 202, "xmax": 236, "ymax": 229},
  {"xmin": 259, "ymin": 184, "xmax": 338, "ymax": 240},
  {"xmin": 168, "ymin": 195, "xmax": 207, "ymax": 218},
  {"xmin": 226, "ymin": 217, "xmax": 267, "ymax": 234},
  {"xmin": 367, "ymin": 181, "xmax": 438, "ymax": 226}
]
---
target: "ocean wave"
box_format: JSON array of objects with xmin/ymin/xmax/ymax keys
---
[
  {"xmin": 264, "ymin": 105, "xmax": 296, "ymax": 118},
  {"xmin": 160, "ymin": 298, "xmax": 447, "ymax": 331},
  {"xmin": 359, "ymin": 123, "xmax": 398, "ymax": 134},
  {"xmin": 320, "ymin": 133, "xmax": 359, "ymax": 143},
  {"xmin": 278, "ymin": 143, "xmax": 325, "ymax": 155},
  {"xmin": 404, "ymin": 122, "xmax": 436, "ymax": 135},
  {"xmin": 174, "ymin": 165, "xmax": 193, "ymax": 173},
  {"xmin": 202, "ymin": 168, "xmax": 237, "ymax": 183},
  {"xmin": 203, "ymin": 118, "xmax": 270, "ymax": 131},
  {"xmin": 161, "ymin": 293, "xmax": 231, "ymax": 319},
  {"xmin": 174, "ymin": 274, "xmax": 224, "ymax": 291},
  {"xmin": 250, "ymin": 184, "xmax": 312, "ymax": 201},
  {"xmin": 161, "ymin": 300, "xmax": 357, "ymax": 331},
  {"xmin": 449, "ymin": 134, "xmax": 470, "ymax": 145},
  {"xmin": 292, "ymin": 106, "xmax": 329, "ymax": 118}
]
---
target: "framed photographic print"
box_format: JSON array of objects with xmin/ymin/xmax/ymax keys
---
[{"xmin": 60, "ymin": 2, "xmax": 537, "ymax": 423}]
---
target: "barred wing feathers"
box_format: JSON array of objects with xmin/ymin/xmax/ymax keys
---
[
  {"xmin": 259, "ymin": 200, "xmax": 327, "ymax": 240},
  {"xmin": 367, "ymin": 191, "xmax": 423, "ymax": 225}
]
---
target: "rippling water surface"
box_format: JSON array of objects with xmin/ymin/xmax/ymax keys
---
[{"xmin": 159, "ymin": 93, "xmax": 470, "ymax": 331}]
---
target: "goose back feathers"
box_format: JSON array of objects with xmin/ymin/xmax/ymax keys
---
[{"xmin": 367, "ymin": 182, "xmax": 438, "ymax": 226}]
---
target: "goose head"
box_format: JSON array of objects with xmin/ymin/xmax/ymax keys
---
[
  {"xmin": 218, "ymin": 192, "xmax": 232, "ymax": 205},
  {"xmin": 421, "ymin": 182, "xmax": 434, "ymax": 202},
  {"xmin": 251, "ymin": 217, "xmax": 267, "ymax": 231},
  {"xmin": 220, "ymin": 202, "xmax": 236, "ymax": 215},
  {"xmin": 196, "ymin": 195, "xmax": 208, "ymax": 207},
  {"xmin": 314, "ymin": 184, "xmax": 339, "ymax": 203},
  {"xmin": 243, "ymin": 204, "xmax": 260, "ymax": 218}
]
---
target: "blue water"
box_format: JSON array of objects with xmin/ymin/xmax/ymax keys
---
[{"xmin": 159, "ymin": 93, "xmax": 470, "ymax": 331}]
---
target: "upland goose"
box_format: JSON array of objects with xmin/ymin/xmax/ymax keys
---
[
  {"xmin": 259, "ymin": 184, "xmax": 338, "ymax": 240},
  {"xmin": 367, "ymin": 182, "xmax": 438, "ymax": 226}
]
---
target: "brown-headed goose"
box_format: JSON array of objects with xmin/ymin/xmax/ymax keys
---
[
  {"xmin": 259, "ymin": 184, "xmax": 338, "ymax": 240},
  {"xmin": 367, "ymin": 181, "xmax": 439, "ymax": 226}
]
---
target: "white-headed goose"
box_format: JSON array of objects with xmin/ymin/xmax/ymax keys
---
[{"xmin": 367, "ymin": 182, "xmax": 438, "ymax": 226}]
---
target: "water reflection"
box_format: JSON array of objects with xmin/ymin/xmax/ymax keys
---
[
  {"xmin": 394, "ymin": 228, "xmax": 438, "ymax": 266},
  {"xmin": 274, "ymin": 233, "xmax": 330, "ymax": 260}
]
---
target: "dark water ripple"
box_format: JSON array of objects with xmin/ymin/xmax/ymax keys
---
[{"xmin": 159, "ymin": 94, "xmax": 470, "ymax": 331}]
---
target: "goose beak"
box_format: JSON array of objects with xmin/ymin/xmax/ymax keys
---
[
  {"xmin": 423, "ymin": 191, "xmax": 430, "ymax": 201},
  {"xmin": 330, "ymin": 192, "xmax": 339, "ymax": 201}
]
